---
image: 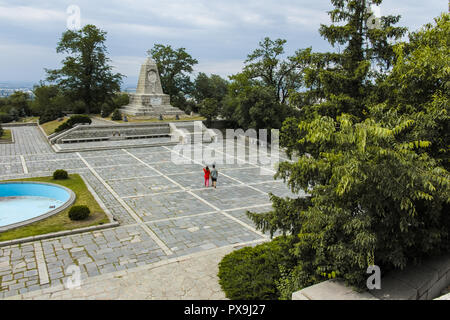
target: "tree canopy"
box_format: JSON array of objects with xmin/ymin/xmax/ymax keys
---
[
  {"xmin": 46, "ymin": 24, "xmax": 123, "ymax": 114},
  {"xmin": 244, "ymin": 4, "xmax": 449, "ymax": 294},
  {"xmin": 149, "ymin": 44, "xmax": 198, "ymax": 111}
]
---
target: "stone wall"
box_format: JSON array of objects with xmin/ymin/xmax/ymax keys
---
[
  {"xmin": 51, "ymin": 123, "xmax": 171, "ymax": 144},
  {"xmin": 292, "ymin": 253, "xmax": 450, "ymax": 300}
]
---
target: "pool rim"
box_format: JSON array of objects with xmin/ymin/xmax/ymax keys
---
[{"xmin": 0, "ymin": 181, "xmax": 76, "ymax": 232}]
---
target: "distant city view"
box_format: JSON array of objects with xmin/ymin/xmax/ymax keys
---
[
  {"xmin": 0, "ymin": 82, "xmax": 34, "ymax": 97},
  {"xmin": 0, "ymin": 81, "xmax": 136, "ymax": 97}
]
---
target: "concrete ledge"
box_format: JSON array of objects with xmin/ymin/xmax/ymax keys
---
[
  {"xmin": 435, "ymin": 292, "xmax": 450, "ymax": 300},
  {"xmin": 292, "ymin": 253, "xmax": 450, "ymax": 300},
  {"xmin": 1, "ymin": 122, "xmax": 37, "ymax": 127},
  {"xmin": 53, "ymin": 140, "xmax": 179, "ymax": 153},
  {"xmin": 293, "ymin": 279, "xmax": 378, "ymax": 300}
]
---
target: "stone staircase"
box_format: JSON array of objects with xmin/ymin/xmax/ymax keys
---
[
  {"xmin": 50, "ymin": 123, "xmax": 171, "ymax": 144},
  {"xmin": 169, "ymin": 121, "xmax": 217, "ymax": 144}
]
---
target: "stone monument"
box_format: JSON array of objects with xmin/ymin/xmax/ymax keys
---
[{"xmin": 121, "ymin": 51, "xmax": 185, "ymax": 117}]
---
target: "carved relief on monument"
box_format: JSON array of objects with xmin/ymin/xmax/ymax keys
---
[
  {"xmin": 147, "ymin": 70, "xmax": 157, "ymax": 94},
  {"xmin": 150, "ymin": 97, "xmax": 162, "ymax": 105}
]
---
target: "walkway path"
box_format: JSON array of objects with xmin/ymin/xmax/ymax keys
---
[{"xmin": 3, "ymin": 243, "xmax": 262, "ymax": 300}]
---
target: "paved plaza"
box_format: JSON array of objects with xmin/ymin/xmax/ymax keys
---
[{"xmin": 0, "ymin": 125, "xmax": 298, "ymax": 299}]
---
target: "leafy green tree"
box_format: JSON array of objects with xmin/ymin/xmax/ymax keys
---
[
  {"xmin": 46, "ymin": 24, "xmax": 123, "ymax": 114},
  {"xmin": 198, "ymin": 98, "xmax": 220, "ymax": 126},
  {"xmin": 193, "ymin": 72, "xmax": 229, "ymax": 103},
  {"xmin": 100, "ymin": 92, "xmax": 129, "ymax": 118},
  {"xmin": 232, "ymin": 86, "xmax": 291, "ymax": 131},
  {"xmin": 242, "ymin": 37, "xmax": 309, "ymax": 105},
  {"xmin": 7, "ymin": 91, "xmax": 31, "ymax": 117},
  {"xmin": 381, "ymin": 13, "xmax": 450, "ymax": 170},
  {"xmin": 222, "ymin": 38, "xmax": 306, "ymax": 130},
  {"xmin": 32, "ymin": 84, "xmax": 68, "ymax": 124},
  {"xmin": 250, "ymin": 111, "xmax": 449, "ymax": 289},
  {"xmin": 0, "ymin": 91, "xmax": 32, "ymax": 121},
  {"xmin": 245, "ymin": 2, "xmax": 450, "ymax": 295},
  {"xmin": 112, "ymin": 92, "xmax": 129, "ymax": 109},
  {"xmin": 149, "ymin": 44, "xmax": 198, "ymax": 111}
]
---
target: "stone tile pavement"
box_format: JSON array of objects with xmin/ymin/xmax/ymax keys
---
[
  {"xmin": 0, "ymin": 126, "xmax": 301, "ymax": 299},
  {"xmin": 3, "ymin": 243, "xmax": 265, "ymax": 300}
]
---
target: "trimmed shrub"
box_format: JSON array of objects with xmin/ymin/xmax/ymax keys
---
[
  {"xmin": 0, "ymin": 123, "xmax": 3, "ymax": 137},
  {"xmin": 111, "ymin": 108, "xmax": 122, "ymax": 121},
  {"xmin": 54, "ymin": 122, "xmax": 71, "ymax": 133},
  {"xmin": 53, "ymin": 169, "xmax": 69, "ymax": 180},
  {"xmin": 66, "ymin": 114, "xmax": 92, "ymax": 126},
  {"xmin": 54, "ymin": 114, "xmax": 92, "ymax": 133},
  {"xmin": 217, "ymin": 236, "xmax": 294, "ymax": 300},
  {"xmin": 68, "ymin": 205, "xmax": 90, "ymax": 221}
]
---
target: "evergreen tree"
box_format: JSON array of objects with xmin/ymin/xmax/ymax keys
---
[{"xmin": 292, "ymin": 0, "xmax": 406, "ymax": 120}]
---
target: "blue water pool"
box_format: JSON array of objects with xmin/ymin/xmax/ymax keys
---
[{"xmin": 0, "ymin": 182, "xmax": 75, "ymax": 230}]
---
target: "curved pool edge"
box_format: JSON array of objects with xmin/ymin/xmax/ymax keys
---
[{"xmin": 0, "ymin": 181, "xmax": 76, "ymax": 233}]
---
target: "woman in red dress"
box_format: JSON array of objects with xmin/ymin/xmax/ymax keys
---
[{"xmin": 203, "ymin": 166, "xmax": 210, "ymax": 187}]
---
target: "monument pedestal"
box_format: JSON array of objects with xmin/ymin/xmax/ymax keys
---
[{"xmin": 121, "ymin": 54, "xmax": 185, "ymax": 117}]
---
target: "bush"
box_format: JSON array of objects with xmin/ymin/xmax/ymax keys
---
[
  {"xmin": 217, "ymin": 237, "xmax": 294, "ymax": 300},
  {"xmin": 111, "ymin": 108, "xmax": 122, "ymax": 121},
  {"xmin": 53, "ymin": 169, "xmax": 69, "ymax": 180},
  {"xmin": 0, "ymin": 112, "xmax": 13, "ymax": 123},
  {"xmin": 66, "ymin": 114, "xmax": 92, "ymax": 126},
  {"xmin": 54, "ymin": 115, "xmax": 92, "ymax": 133},
  {"xmin": 39, "ymin": 109, "xmax": 63, "ymax": 125},
  {"xmin": 100, "ymin": 103, "xmax": 112, "ymax": 118},
  {"xmin": 68, "ymin": 205, "xmax": 90, "ymax": 221}
]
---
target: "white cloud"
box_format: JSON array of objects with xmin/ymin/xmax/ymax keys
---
[
  {"xmin": 0, "ymin": 0, "xmax": 446, "ymax": 83},
  {"xmin": 194, "ymin": 60, "xmax": 245, "ymax": 79},
  {"xmin": 0, "ymin": 5, "xmax": 66, "ymax": 23},
  {"xmin": 0, "ymin": 42, "xmax": 61, "ymax": 82}
]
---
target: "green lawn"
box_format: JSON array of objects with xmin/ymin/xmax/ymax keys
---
[
  {"xmin": 0, "ymin": 129, "xmax": 12, "ymax": 142},
  {"xmin": 40, "ymin": 117, "xmax": 69, "ymax": 135},
  {"xmin": 0, "ymin": 174, "xmax": 110, "ymax": 242}
]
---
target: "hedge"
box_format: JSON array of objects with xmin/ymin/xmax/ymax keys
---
[{"xmin": 217, "ymin": 237, "xmax": 294, "ymax": 300}]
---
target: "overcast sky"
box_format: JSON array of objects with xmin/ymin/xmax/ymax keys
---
[{"xmin": 0, "ymin": 0, "xmax": 447, "ymax": 87}]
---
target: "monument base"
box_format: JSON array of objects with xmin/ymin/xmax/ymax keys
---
[{"xmin": 121, "ymin": 93, "xmax": 185, "ymax": 116}]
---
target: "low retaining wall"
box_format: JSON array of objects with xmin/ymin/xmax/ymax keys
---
[
  {"xmin": 292, "ymin": 253, "xmax": 450, "ymax": 300},
  {"xmin": 1, "ymin": 122, "xmax": 37, "ymax": 127}
]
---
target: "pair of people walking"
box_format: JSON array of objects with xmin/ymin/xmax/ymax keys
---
[{"xmin": 203, "ymin": 165, "xmax": 218, "ymax": 188}]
